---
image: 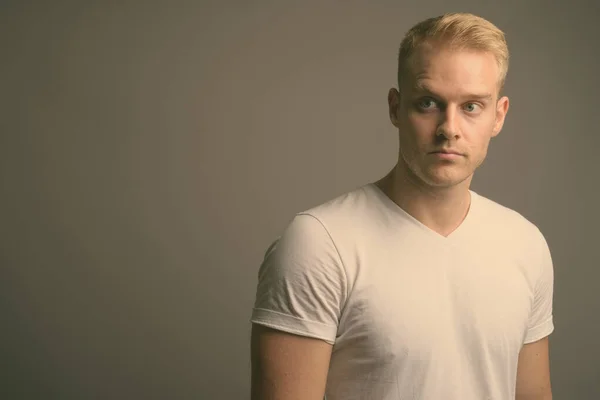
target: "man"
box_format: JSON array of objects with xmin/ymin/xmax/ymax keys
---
[{"xmin": 250, "ymin": 12, "xmax": 554, "ymax": 400}]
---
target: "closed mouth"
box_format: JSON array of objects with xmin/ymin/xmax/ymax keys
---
[{"xmin": 432, "ymin": 150, "xmax": 463, "ymax": 156}]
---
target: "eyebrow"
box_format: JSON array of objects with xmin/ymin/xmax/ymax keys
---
[{"xmin": 412, "ymin": 82, "xmax": 493, "ymax": 101}]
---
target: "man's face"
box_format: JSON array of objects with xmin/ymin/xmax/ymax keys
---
[{"xmin": 389, "ymin": 42, "xmax": 509, "ymax": 189}]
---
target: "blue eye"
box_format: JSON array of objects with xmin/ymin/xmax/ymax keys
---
[
  {"xmin": 417, "ymin": 98, "xmax": 437, "ymax": 110},
  {"xmin": 463, "ymin": 103, "xmax": 481, "ymax": 113}
]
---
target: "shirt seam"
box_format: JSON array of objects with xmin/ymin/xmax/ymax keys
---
[{"xmin": 296, "ymin": 211, "xmax": 350, "ymax": 318}]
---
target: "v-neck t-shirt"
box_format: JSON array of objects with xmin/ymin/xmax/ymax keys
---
[{"xmin": 251, "ymin": 183, "xmax": 554, "ymax": 400}]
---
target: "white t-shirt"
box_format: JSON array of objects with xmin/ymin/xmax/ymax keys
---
[{"xmin": 251, "ymin": 183, "xmax": 554, "ymax": 400}]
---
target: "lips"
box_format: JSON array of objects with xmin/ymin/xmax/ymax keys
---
[{"xmin": 432, "ymin": 150, "xmax": 463, "ymax": 156}]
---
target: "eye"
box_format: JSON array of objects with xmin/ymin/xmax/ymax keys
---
[
  {"xmin": 463, "ymin": 102, "xmax": 482, "ymax": 113},
  {"xmin": 416, "ymin": 98, "xmax": 438, "ymax": 111}
]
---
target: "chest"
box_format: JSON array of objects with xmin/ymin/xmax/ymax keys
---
[{"xmin": 337, "ymin": 242, "xmax": 534, "ymax": 367}]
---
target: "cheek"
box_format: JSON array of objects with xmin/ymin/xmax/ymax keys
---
[
  {"xmin": 403, "ymin": 114, "xmax": 437, "ymax": 142},
  {"xmin": 465, "ymin": 132, "xmax": 493, "ymax": 164},
  {"xmin": 464, "ymin": 116, "xmax": 496, "ymax": 146}
]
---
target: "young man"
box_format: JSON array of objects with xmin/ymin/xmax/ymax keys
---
[{"xmin": 250, "ymin": 12, "xmax": 554, "ymax": 400}]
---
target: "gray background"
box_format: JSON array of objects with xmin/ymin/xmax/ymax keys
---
[{"xmin": 2, "ymin": 1, "xmax": 598, "ymax": 399}]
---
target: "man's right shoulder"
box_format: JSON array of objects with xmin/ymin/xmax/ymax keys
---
[
  {"xmin": 262, "ymin": 184, "xmax": 375, "ymax": 260},
  {"xmin": 295, "ymin": 184, "xmax": 375, "ymax": 227}
]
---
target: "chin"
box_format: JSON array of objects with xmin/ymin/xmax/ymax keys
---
[
  {"xmin": 403, "ymin": 159, "xmax": 473, "ymax": 189},
  {"xmin": 419, "ymin": 169, "xmax": 472, "ymax": 188},
  {"xmin": 423, "ymin": 178, "xmax": 463, "ymax": 188}
]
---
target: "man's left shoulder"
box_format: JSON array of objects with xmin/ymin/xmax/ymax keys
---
[{"xmin": 473, "ymin": 191, "xmax": 545, "ymax": 242}]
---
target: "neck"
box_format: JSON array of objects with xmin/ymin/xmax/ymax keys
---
[{"xmin": 375, "ymin": 162, "xmax": 473, "ymax": 237}]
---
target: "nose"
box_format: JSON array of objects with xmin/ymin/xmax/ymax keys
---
[{"xmin": 436, "ymin": 106, "xmax": 460, "ymax": 139}]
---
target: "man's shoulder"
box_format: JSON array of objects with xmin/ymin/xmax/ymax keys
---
[
  {"xmin": 262, "ymin": 184, "xmax": 377, "ymax": 265},
  {"xmin": 297, "ymin": 183, "xmax": 377, "ymax": 223},
  {"xmin": 473, "ymin": 191, "xmax": 544, "ymax": 240}
]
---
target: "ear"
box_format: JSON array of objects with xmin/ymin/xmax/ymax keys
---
[
  {"xmin": 388, "ymin": 88, "xmax": 401, "ymax": 128},
  {"xmin": 492, "ymin": 95, "xmax": 510, "ymax": 137}
]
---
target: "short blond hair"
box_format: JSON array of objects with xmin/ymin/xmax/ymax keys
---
[{"xmin": 397, "ymin": 13, "xmax": 509, "ymax": 92}]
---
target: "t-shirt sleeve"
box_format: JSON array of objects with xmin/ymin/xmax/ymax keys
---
[
  {"xmin": 524, "ymin": 230, "xmax": 555, "ymax": 344},
  {"xmin": 250, "ymin": 213, "xmax": 347, "ymax": 345}
]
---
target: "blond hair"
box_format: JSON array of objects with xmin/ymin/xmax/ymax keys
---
[{"xmin": 397, "ymin": 13, "xmax": 509, "ymax": 92}]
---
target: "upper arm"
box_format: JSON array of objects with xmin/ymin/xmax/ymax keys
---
[
  {"xmin": 524, "ymin": 229, "xmax": 554, "ymax": 343},
  {"xmin": 516, "ymin": 229, "xmax": 555, "ymax": 399},
  {"xmin": 249, "ymin": 214, "xmax": 346, "ymax": 399},
  {"xmin": 515, "ymin": 336, "xmax": 552, "ymax": 400},
  {"xmin": 251, "ymin": 324, "xmax": 333, "ymax": 400}
]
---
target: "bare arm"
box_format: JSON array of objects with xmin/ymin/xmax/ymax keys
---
[
  {"xmin": 251, "ymin": 324, "xmax": 333, "ymax": 400},
  {"xmin": 515, "ymin": 337, "xmax": 552, "ymax": 400}
]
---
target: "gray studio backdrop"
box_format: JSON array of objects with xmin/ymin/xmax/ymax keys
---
[{"xmin": 2, "ymin": 1, "xmax": 599, "ymax": 399}]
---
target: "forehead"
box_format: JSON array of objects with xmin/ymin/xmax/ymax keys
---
[{"xmin": 404, "ymin": 42, "xmax": 500, "ymax": 97}]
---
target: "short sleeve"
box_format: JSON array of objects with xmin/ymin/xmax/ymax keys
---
[
  {"xmin": 250, "ymin": 213, "xmax": 347, "ymax": 345},
  {"xmin": 523, "ymin": 230, "xmax": 555, "ymax": 344}
]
